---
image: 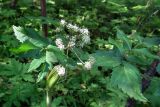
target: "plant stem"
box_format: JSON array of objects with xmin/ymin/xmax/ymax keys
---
[
  {"xmin": 71, "ymin": 48, "xmax": 84, "ymax": 64},
  {"xmin": 46, "ymin": 90, "xmax": 51, "ymax": 107},
  {"xmin": 11, "ymin": 0, "xmax": 17, "ymax": 8},
  {"xmin": 40, "ymin": 0, "xmax": 48, "ymax": 37}
]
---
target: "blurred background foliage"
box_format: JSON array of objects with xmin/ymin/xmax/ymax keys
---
[{"xmin": 0, "ymin": 0, "xmax": 160, "ymax": 107}]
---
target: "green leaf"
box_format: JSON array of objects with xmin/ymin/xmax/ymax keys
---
[
  {"xmin": 10, "ymin": 42, "xmax": 38, "ymax": 53},
  {"xmin": 46, "ymin": 50, "xmax": 58, "ymax": 69},
  {"xmin": 51, "ymin": 97, "xmax": 62, "ymax": 107},
  {"xmin": 116, "ymin": 29, "xmax": 131, "ymax": 50},
  {"xmin": 126, "ymin": 55, "xmax": 152, "ymax": 65},
  {"xmin": 92, "ymin": 51, "xmax": 121, "ymax": 69},
  {"xmin": 111, "ymin": 62, "xmax": 147, "ymax": 102},
  {"xmin": 13, "ymin": 26, "xmax": 49, "ymax": 48},
  {"xmin": 22, "ymin": 74, "xmax": 35, "ymax": 82},
  {"xmin": 94, "ymin": 55, "xmax": 121, "ymax": 68},
  {"xmin": 37, "ymin": 71, "xmax": 47, "ymax": 83},
  {"xmin": 143, "ymin": 37, "xmax": 160, "ymax": 48},
  {"xmin": 0, "ymin": 59, "xmax": 29, "ymax": 76},
  {"xmin": 28, "ymin": 57, "xmax": 46, "ymax": 72},
  {"xmin": 132, "ymin": 48, "xmax": 160, "ymax": 59},
  {"xmin": 3, "ymin": 82, "xmax": 36, "ymax": 107},
  {"xmin": 37, "ymin": 63, "xmax": 48, "ymax": 82},
  {"xmin": 132, "ymin": 5, "xmax": 146, "ymax": 10},
  {"xmin": 13, "ymin": 25, "xmax": 29, "ymax": 43},
  {"xmin": 47, "ymin": 45, "xmax": 67, "ymax": 64},
  {"xmin": 144, "ymin": 77, "xmax": 160, "ymax": 107},
  {"xmin": 108, "ymin": 37, "xmax": 124, "ymax": 54}
]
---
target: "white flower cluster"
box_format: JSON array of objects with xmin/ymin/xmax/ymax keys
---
[
  {"xmin": 60, "ymin": 20, "xmax": 67, "ymax": 26},
  {"xmin": 66, "ymin": 23, "xmax": 79, "ymax": 32},
  {"xmin": 84, "ymin": 56, "xmax": 95, "ymax": 70},
  {"xmin": 67, "ymin": 36, "xmax": 76, "ymax": 47},
  {"xmin": 55, "ymin": 38, "xmax": 65, "ymax": 50},
  {"xmin": 54, "ymin": 65, "xmax": 65, "ymax": 76},
  {"xmin": 60, "ymin": 19, "xmax": 90, "ymax": 47}
]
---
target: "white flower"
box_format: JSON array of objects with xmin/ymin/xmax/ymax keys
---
[
  {"xmin": 84, "ymin": 56, "xmax": 95, "ymax": 70},
  {"xmin": 55, "ymin": 38, "xmax": 65, "ymax": 50},
  {"xmin": 79, "ymin": 28, "xmax": 90, "ymax": 47},
  {"xmin": 58, "ymin": 20, "xmax": 91, "ymax": 47},
  {"xmin": 68, "ymin": 36, "xmax": 76, "ymax": 47},
  {"xmin": 66, "ymin": 23, "xmax": 79, "ymax": 32},
  {"xmin": 84, "ymin": 61, "xmax": 92, "ymax": 70},
  {"xmin": 60, "ymin": 19, "xmax": 66, "ymax": 26},
  {"xmin": 81, "ymin": 35, "xmax": 90, "ymax": 47},
  {"xmin": 54, "ymin": 65, "xmax": 65, "ymax": 76},
  {"xmin": 72, "ymin": 25, "xmax": 79, "ymax": 32},
  {"xmin": 66, "ymin": 23, "xmax": 72, "ymax": 29},
  {"xmin": 55, "ymin": 27, "xmax": 61, "ymax": 32},
  {"xmin": 88, "ymin": 56, "xmax": 95, "ymax": 64},
  {"xmin": 80, "ymin": 28, "xmax": 89, "ymax": 36}
]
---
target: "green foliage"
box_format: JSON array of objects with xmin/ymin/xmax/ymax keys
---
[
  {"xmin": 13, "ymin": 26, "xmax": 49, "ymax": 47},
  {"xmin": 111, "ymin": 62, "xmax": 147, "ymax": 102},
  {"xmin": 156, "ymin": 64, "xmax": 160, "ymax": 74},
  {"xmin": 28, "ymin": 56, "xmax": 46, "ymax": 72},
  {"xmin": 0, "ymin": 59, "xmax": 29, "ymax": 76},
  {"xmin": 0, "ymin": 0, "xmax": 160, "ymax": 107},
  {"xmin": 144, "ymin": 77, "xmax": 160, "ymax": 107}
]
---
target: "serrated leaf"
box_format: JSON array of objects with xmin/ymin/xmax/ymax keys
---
[
  {"xmin": 3, "ymin": 82, "xmax": 36, "ymax": 107},
  {"xmin": 0, "ymin": 59, "xmax": 29, "ymax": 76},
  {"xmin": 132, "ymin": 48, "xmax": 160, "ymax": 59},
  {"xmin": 116, "ymin": 29, "xmax": 131, "ymax": 50},
  {"xmin": 13, "ymin": 25, "xmax": 29, "ymax": 43},
  {"xmin": 111, "ymin": 62, "xmax": 147, "ymax": 102},
  {"xmin": 144, "ymin": 77, "xmax": 160, "ymax": 107},
  {"xmin": 28, "ymin": 57, "xmax": 46, "ymax": 72},
  {"xmin": 13, "ymin": 26, "xmax": 49, "ymax": 47},
  {"xmin": 22, "ymin": 74, "xmax": 35, "ymax": 82}
]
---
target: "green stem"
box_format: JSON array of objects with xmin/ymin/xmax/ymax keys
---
[{"xmin": 46, "ymin": 90, "xmax": 51, "ymax": 107}]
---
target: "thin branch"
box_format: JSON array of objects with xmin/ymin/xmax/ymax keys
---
[
  {"xmin": 40, "ymin": 0, "xmax": 48, "ymax": 37},
  {"xmin": 11, "ymin": 0, "xmax": 18, "ymax": 8},
  {"xmin": 71, "ymin": 48, "xmax": 85, "ymax": 64}
]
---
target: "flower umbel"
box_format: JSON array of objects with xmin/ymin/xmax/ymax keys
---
[
  {"xmin": 60, "ymin": 19, "xmax": 66, "ymax": 26},
  {"xmin": 67, "ymin": 36, "xmax": 76, "ymax": 48},
  {"xmin": 84, "ymin": 56, "xmax": 95, "ymax": 70},
  {"xmin": 54, "ymin": 65, "xmax": 65, "ymax": 76},
  {"xmin": 58, "ymin": 19, "xmax": 91, "ymax": 47},
  {"xmin": 55, "ymin": 38, "xmax": 65, "ymax": 50}
]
